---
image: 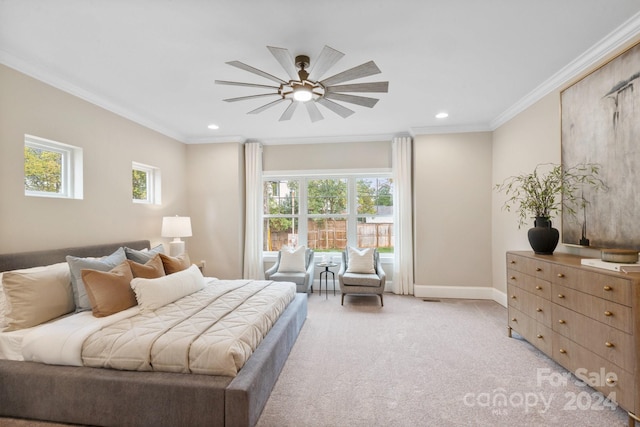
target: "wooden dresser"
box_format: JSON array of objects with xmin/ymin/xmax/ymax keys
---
[{"xmin": 506, "ymin": 251, "xmax": 640, "ymax": 426}]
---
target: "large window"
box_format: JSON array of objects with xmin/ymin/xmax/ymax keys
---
[
  {"xmin": 263, "ymin": 174, "xmax": 393, "ymax": 252},
  {"xmin": 24, "ymin": 135, "xmax": 83, "ymax": 199}
]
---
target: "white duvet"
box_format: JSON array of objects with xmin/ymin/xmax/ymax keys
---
[{"xmin": 21, "ymin": 278, "xmax": 295, "ymax": 377}]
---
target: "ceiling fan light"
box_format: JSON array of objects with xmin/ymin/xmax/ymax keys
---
[{"xmin": 293, "ymin": 87, "xmax": 313, "ymax": 102}]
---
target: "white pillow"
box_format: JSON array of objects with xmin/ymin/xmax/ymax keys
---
[
  {"xmin": 277, "ymin": 246, "xmax": 307, "ymax": 273},
  {"xmin": 130, "ymin": 264, "xmax": 205, "ymax": 312},
  {"xmin": 346, "ymin": 247, "xmax": 376, "ymax": 274}
]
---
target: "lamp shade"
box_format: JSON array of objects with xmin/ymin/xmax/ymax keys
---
[{"xmin": 161, "ymin": 216, "xmax": 192, "ymax": 238}]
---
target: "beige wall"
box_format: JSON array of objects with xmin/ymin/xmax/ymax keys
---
[
  {"xmin": 263, "ymin": 140, "xmax": 392, "ymax": 171},
  {"xmin": 413, "ymin": 132, "xmax": 494, "ymax": 296},
  {"xmin": 186, "ymin": 143, "xmax": 245, "ymax": 279},
  {"xmin": 0, "ymin": 64, "xmax": 187, "ymax": 253},
  {"xmin": 490, "ymin": 37, "xmax": 640, "ymax": 299}
]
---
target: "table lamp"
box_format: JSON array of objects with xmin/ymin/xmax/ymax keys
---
[{"xmin": 161, "ymin": 216, "xmax": 192, "ymax": 256}]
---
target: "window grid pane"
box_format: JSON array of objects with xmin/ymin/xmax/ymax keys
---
[
  {"xmin": 264, "ymin": 217, "xmax": 299, "ymax": 251},
  {"xmin": 307, "ymin": 179, "xmax": 348, "ymax": 215},
  {"xmin": 264, "ymin": 180, "xmax": 299, "ymax": 215},
  {"xmin": 307, "ymin": 218, "xmax": 348, "ymax": 252},
  {"xmin": 24, "ymin": 146, "xmax": 64, "ymax": 194},
  {"xmin": 132, "ymin": 169, "xmax": 149, "ymax": 201}
]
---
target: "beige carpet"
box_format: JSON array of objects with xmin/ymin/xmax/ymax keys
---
[
  {"xmin": 0, "ymin": 293, "xmax": 630, "ymax": 427},
  {"xmin": 256, "ymin": 293, "xmax": 629, "ymax": 427}
]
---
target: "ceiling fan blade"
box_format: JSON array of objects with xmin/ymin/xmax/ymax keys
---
[
  {"xmin": 320, "ymin": 61, "xmax": 381, "ymax": 86},
  {"xmin": 307, "ymin": 45, "xmax": 345, "ymax": 81},
  {"xmin": 279, "ymin": 101, "xmax": 299, "ymax": 121},
  {"xmin": 305, "ymin": 101, "xmax": 324, "ymax": 122},
  {"xmin": 248, "ymin": 98, "xmax": 286, "ymax": 114},
  {"xmin": 316, "ymin": 98, "xmax": 355, "ymax": 118},
  {"xmin": 226, "ymin": 60, "xmax": 287, "ymax": 85},
  {"xmin": 323, "ymin": 92, "xmax": 379, "ymax": 108},
  {"xmin": 223, "ymin": 93, "xmax": 281, "ymax": 102},
  {"xmin": 325, "ymin": 81, "xmax": 389, "ymax": 93},
  {"xmin": 215, "ymin": 80, "xmax": 280, "ymax": 90},
  {"xmin": 267, "ymin": 46, "xmax": 299, "ymax": 81}
]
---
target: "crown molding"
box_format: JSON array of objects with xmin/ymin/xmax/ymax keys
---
[
  {"xmin": 490, "ymin": 11, "xmax": 640, "ymax": 130},
  {"xmin": 186, "ymin": 135, "xmax": 247, "ymax": 144},
  {"xmin": 253, "ymin": 133, "xmax": 397, "ymax": 146},
  {"xmin": 0, "ymin": 49, "xmax": 188, "ymax": 143},
  {"xmin": 410, "ymin": 123, "xmax": 492, "ymax": 136}
]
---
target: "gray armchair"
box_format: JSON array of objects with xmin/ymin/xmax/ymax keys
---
[
  {"xmin": 338, "ymin": 248, "xmax": 385, "ymax": 306},
  {"xmin": 265, "ymin": 248, "xmax": 315, "ymax": 293}
]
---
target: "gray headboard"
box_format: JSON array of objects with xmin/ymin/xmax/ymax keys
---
[{"xmin": 0, "ymin": 240, "xmax": 151, "ymax": 272}]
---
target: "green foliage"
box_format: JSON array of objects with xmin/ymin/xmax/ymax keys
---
[
  {"xmin": 356, "ymin": 179, "xmax": 376, "ymax": 214},
  {"xmin": 308, "ymin": 179, "xmax": 347, "ymax": 214},
  {"xmin": 24, "ymin": 147, "xmax": 62, "ymax": 193},
  {"xmin": 132, "ymin": 170, "xmax": 147, "ymax": 200},
  {"xmin": 495, "ymin": 163, "xmax": 606, "ymax": 228}
]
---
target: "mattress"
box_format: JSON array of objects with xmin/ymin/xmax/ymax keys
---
[{"xmin": 19, "ymin": 278, "xmax": 295, "ymax": 377}]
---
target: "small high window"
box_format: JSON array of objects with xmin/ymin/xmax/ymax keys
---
[
  {"xmin": 132, "ymin": 162, "xmax": 161, "ymax": 204},
  {"xmin": 24, "ymin": 135, "xmax": 83, "ymax": 199}
]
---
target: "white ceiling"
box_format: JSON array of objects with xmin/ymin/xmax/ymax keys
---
[{"xmin": 1, "ymin": 1, "xmax": 640, "ymax": 145}]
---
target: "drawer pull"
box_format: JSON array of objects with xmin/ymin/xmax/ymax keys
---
[
  {"xmin": 557, "ymin": 273, "xmax": 565, "ymax": 278},
  {"xmin": 605, "ymin": 341, "xmax": 615, "ymax": 348},
  {"xmin": 510, "ymin": 276, "xmax": 516, "ymax": 280},
  {"xmin": 536, "ymin": 334, "xmax": 543, "ymax": 339},
  {"xmin": 606, "ymin": 377, "xmax": 616, "ymax": 385},
  {"xmin": 559, "ymin": 349, "xmax": 567, "ymax": 354},
  {"xmin": 511, "ymin": 318, "xmax": 517, "ymax": 322},
  {"xmin": 536, "ymin": 267, "xmax": 542, "ymax": 272},
  {"xmin": 535, "ymin": 286, "xmax": 542, "ymax": 290},
  {"xmin": 558, "ymin": 319, "xmax": 566, "ymax": 324},
  {"xmin": 510, "ymin": 260, "xmax": 516, "ymax": 264},
  {"xmin": 536, "ymin": 308, "xmax": 542, "ymax": 312},
  {"xmin": 604, "ymin": 285, "xmax": 612, "ymax": 291},
  {"xmin": 604, "ymin": 311, "xmax": 613, "ymax": 317},
  {"xmin": 558, "ymin": 294, "xmax": 565, "ymax": 299},
  {"xmin": 511, "ymin": 295, "xmax": 517, "ymax": 299}
]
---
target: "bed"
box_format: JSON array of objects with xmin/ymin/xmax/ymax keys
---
[{"xmin": 0, "ymin": 240, "xmax": 307, "ymax": 427}]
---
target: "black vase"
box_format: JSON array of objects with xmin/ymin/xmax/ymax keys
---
[{"xmin": 527, "ymin": 216, "xmax": 559, "ymax": 255}]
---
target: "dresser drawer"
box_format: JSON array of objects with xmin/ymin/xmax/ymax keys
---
[
  {"xmin": 553, "ymin": 284, "xmax": 632, "ymax": 333},
  {"xmin": 509, "ymin": 306, "xmax": 552, "ymax": 356},
  {"xmin": 506, "ymin": 253, "xmax": 527, "ymax": 273},
  {"xmin": 524, "ymin": 258, "xmax": 552, "ymax": 281},
  {"xmin": 553, "ymin": 333, "xmax": 633, "ymax": 411},
  {"xmin": 552, "ymin": 304, "xmax": 633, "ymax": 372},
  {"xmin": 507, "ymin": 269, "xmax": 552, "ymax": 300},
  {"xmin": 508, "ymin": 286, "xmax": 552, "ymax": 327},
  {"xmin": 579, "ymin": 270, "xmax": 632, "ymax": 306}
]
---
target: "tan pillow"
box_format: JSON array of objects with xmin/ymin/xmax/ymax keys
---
[
  {"xmin": 127, "ymin": 253, "xmax": 166, "ymax": 279},
  {"xmin": 81, "ymin": 261, "xmax": 137, "ymax": 318},
  {"xmin": 2, "ymin": 262, "xmax": 74, "ymax": 331},
  {"xmin": 159, "ymin": 253, "xmax": 191, "ymax": 275}
]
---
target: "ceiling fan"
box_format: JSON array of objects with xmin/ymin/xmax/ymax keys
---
[{"xmin": 215, "ymin": 45, "xmax": 389, "ymax": 122}]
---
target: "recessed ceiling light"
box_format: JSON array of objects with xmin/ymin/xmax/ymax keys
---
[
  {"xmin": 208, "ymin": 124, "xmax": 219, "ymax": 130},
  {"xmin": 435, "ymin": 112, "xmax": 449, "ymax": 119}
]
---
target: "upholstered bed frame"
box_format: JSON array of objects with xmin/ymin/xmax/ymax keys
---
[{"xmin": 0, "ymin": 240, "xmax": 307, "ymax": 427}]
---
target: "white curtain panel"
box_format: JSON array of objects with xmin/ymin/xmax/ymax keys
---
[
  {"xmin": 392, "ymin": 136, "xmax": 414, "ymax": 295},
  {"xmin": 243, "ymin": 142, "xmax": 264, "ymax": 279}
]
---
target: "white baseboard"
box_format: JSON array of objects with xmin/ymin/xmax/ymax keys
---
[{"xmin": 414, "ymin": 284, "xmax": 507, "ymax": 308}]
